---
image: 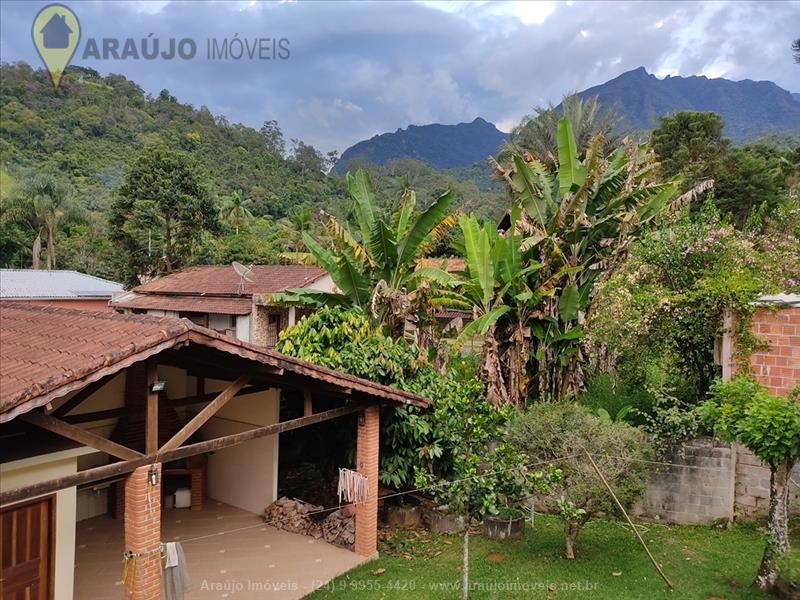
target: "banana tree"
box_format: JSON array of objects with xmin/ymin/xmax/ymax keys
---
[
  {"xmin": 420, "ymin": 213, "xmax": 571, "ymax": 406},
  {"xmin": 270, "ymin": 169, "xmax": 455, "ymax": 342},
  {"xmin": 492, "ymin": 118, "xmax": 704, "ymax": 400}
]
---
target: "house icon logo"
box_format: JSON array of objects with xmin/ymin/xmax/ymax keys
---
[
  {"xmin": 41, "ymin": 12, "xmax": 72, "ymax": 49},
  {"xmin": 31, "ymin": 4, "xmax": 81, "ymax": 90}
]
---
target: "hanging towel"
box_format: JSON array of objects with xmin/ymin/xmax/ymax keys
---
[
  {"xmin": 163, "ymin": 542, "xmax": 190, "ymax": 600},
  {"xmin": 338, "ymin": 468, "xmax": 369, "ymax": 504},
  {"xmin": 164, "ymin": 541, "xmax": 179, "ymax": 568}
]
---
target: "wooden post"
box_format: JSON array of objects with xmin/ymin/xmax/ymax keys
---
[
  {"xmin": 304, "ymin": 389, "xmax": 313, "ymax": 417},
  {"xmin": 145, "ymin": 360, "xmax": 158, "ymax": 455}
]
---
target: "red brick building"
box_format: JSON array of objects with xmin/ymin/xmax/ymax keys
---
[{"xmin": 721, "ymin": 293, "xmax": 800, "ymax": 397}]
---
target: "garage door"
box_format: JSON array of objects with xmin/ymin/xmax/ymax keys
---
[{"xmin": 0, "ymin": 496, "xmax": 54, "ymax": 600}]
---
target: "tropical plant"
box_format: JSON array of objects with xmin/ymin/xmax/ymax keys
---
[
  {"xmin": 15, "ymin": 172, "xmax": 73, "ymax": 269},
  {"xmin": 276, "ymin": 306, "xmax": 450, "ymax": 487},
  {"xmin": 221, "ymin": 189, "xmax": 254, "ymax": 235},
  {"xmin": 271, "ymin": 169, "xmax": 455, "ymax": 342},
  {"xmin": 492, "ymin": 117, "xmax": 701, "ymax": 400},
  {"xmin": 421, "ymin": 214, "xmax": 567, "ymax": 406},
  {"xmin": 503, "ymin": 94, "xmax": 619, "ymax": 168},
  {"xmin": 509, "ymin": 402, "xmax": 652, "ymax": 559},
  {"xmin": 699, "ymin": 377, "xmax": 800, "ymax": 591}
]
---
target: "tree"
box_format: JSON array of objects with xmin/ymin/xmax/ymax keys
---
[
  {"xmin": 260, "ymin": 119, "xmax": 285, "ymax": 157},
  {"xmin": 221, "ymin": 190, "xmax": 254, "ymax": 235},
  {"xmin": 290, "ymin": 140, "xmax": 332, "ymax": 175},
  {"xmin": 700, "ymin": 377, "xmax": 800, "ymax": 591},
  {"xmin": 652, "ymin": 111, "xmax": 729, "ymax": 181},
  {"xmin": 793, "ymin": 38, "xmax": 800, "ymax": 63},
  {"xmin": 493, "ymin": 118, "xmax": 694, "ymax": 401},
  {"xmin": 509, "ymin": 402, "xmax": 652, "ymax": 559},
  {"xmin": 110, "ymin": 147, "xmax": 218, "ymax": 284},
  {"xmin": 271, "ymin": 169, "xmax": 455, "ymax": 342},
  {"xmin": 714, "ymin": 146, "xmax": 784, "ymax": 223},
  {"xmin": 504, "ymin": 94, "xmax": 618, "ymax": 168},
  {"xmin": 415, "ymin": 378, "xmax": 559, "ymax": 599},
  {"xmin": 15, "ymin": 172, "xmax": 73, "ymax": 269}
]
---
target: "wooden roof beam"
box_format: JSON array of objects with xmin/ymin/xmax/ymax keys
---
[
  {"xmin": 160, "ymin": 374, "xmax": 250, "ymax": 452},
  {"xmin": 19, "ymin": 410, "xmax": 143, "ymax": 461}
]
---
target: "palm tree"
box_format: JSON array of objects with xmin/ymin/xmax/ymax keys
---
[
  {"xmin": 270, "ymin": 169, "xmax": 455, "ymax": 341},
  {"xmin": 17, "ymin": 173, "xmax": 71, "ymax": 269},
  {"xmin": 493, "ymin": 118, "xmax": 710, "ymax": 400},
  {"xmin": 501, "ymin": 94, "xmax": 619, "ymax": 168},
  {"xmin": 221, "ymin": 190, "xmax": 254, "ymax": 235}
]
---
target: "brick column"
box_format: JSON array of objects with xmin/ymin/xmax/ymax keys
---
[
  {"xmin": 124, "ymin": 464, "xmax": 162, "ymax": 600},
  {"xmin": 354, "ymin": 405, "xmax": 380, "ymax": 557}
]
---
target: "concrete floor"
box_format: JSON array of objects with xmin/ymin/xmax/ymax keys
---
[{"xmin": 74, "ymin": 501, "xmax": 367, "ymax": 599}]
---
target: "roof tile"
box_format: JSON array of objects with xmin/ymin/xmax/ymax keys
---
[{"xmin": 132, "ymin": 265, "xmax": 326, "ymax": 297}]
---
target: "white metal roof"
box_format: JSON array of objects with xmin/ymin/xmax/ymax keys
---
[
  {"xmin": 753, "ymin": 293, "xmax": 800, "ymax": 307},
  {"xmin": 0, "ymin": 269, "xmax": 123, "ymax": 299}
]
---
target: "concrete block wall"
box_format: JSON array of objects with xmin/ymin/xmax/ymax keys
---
[
  {"xmin": 635, "ymin": 438, "xmax": 800, "ymax": 524},
  {"xmin": 634, "ymin": 437, "xmax": 735, "ymax": 524},
  {"xmin": 734, "ymin": 445, "xmax": 800, "ymax": 519}
]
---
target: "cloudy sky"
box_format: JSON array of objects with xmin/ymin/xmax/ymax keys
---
[{"xmin": 2, "ymin": 1, "xmax": 799, "ymax": 153}]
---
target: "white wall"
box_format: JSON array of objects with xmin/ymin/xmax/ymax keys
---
[
  {"xmin": 236, "ymin": 314, "xmax": 251, "ymax": 342},
  {"xmin": 1, "ymin": 448, "xmax": 92, "ymax": 600},
  {"xmin": 197, "ymin": 387, "xmax": 280, "ymax": 515}
]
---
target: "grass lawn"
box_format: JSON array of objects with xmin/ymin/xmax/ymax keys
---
[{"xmin": 309, "ymin": 514, "xmax": 799, "ymax": 599}]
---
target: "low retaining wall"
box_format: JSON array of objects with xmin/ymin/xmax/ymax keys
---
[{"xmin": 634, "ymin": 437, "xmax": 800, "ymax": 524}]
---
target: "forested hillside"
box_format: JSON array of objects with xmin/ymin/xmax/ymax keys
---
[
  {"xmin": 0, "ymin": 64, "xmax": 504, "ymax": 281},
  {"xmin": 0, "ymin": 63, "xmax": 348, "ymax": 219}
]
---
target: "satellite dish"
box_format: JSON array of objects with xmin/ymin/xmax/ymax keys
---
[{"xmin": 232, "ymin": 261, "xmax": 255, "ymax": 295}]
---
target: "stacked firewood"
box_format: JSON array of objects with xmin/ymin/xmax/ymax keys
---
[{"xmin": 263, "ymin": 496, "xmax": 355, "ymax": 549}]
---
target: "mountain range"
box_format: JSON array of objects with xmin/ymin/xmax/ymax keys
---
[
  {"xmin": 334, "ymin": 117, "xmax": 507, "ymax": 174},
  {"xmin": 335, "ymin": 68, "xmax": 800, "ymax": 172},
  {"xmin": 578, "ymin": 67, "xmax": 800, "ymax": 144}
]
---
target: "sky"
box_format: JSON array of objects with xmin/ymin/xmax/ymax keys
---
[{"xmin": 2, "ymin": 0, "xmax": 799, "ymax": 153}]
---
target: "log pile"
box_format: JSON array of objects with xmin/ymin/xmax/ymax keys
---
[{"xmin": 263, "ymin": 496, "xmax": 355, "ymax": 550}]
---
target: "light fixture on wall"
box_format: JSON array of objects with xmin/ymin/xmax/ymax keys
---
[{"xmin": 151, "ymin": 381, "xmax": 166, "ymax": 392}]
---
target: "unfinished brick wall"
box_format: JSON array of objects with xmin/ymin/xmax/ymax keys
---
[
  {"xmin": 124, "ymin": 464, "xmax": 162, "ymax": 600},
  {"xmin": 746, "ymin": 306, "xmax": 800, "ymax": 397},
  {"xmin": 354, "ymin": 405, "xmax": 379, "ymax": 557}
]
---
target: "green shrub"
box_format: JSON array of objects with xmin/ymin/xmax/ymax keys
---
[
  {"xmin": 576, "ymin": 373, "xmax": 651, "ymax": 423},
  {"xmin": 509, "ymin": 402, "xmax": 652, "ymax": 559},
  {"xmin": 277, "ymin": 306, "xmax": 500, "ymax": 489}
]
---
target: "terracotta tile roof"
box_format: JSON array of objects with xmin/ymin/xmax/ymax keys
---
[
  {"xmin": 132, "ymin": 265, "xmax": 327, "ymax": 297},
  {"xmin": 416, "ymin": 258, "xmax": 466, "ymax": 273},
  {"xmin": 111, "ymin": 292, "xmax": 252, "ymax": 315},
  {"xmin": 0, "ymin": 303, "xmax": 427, "ymax": 422}
]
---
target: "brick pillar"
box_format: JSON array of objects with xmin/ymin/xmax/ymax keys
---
[
  {"xmin": 354, "ymin": 405, "xmax": 380, "ymax": 557},
  {"xmin": 124, "ymin": 464, "xmax": 162, "ymax": 600}
]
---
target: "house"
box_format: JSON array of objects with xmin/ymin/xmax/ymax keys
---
[
  {"xmin": 0, "ymin": 303, "xmax": 428, "ymax": 599},
  {"xmin": 111, "ymin": 265, "xmax": 333, "ymax": 346},
  {"xmin": 40, "ymin": 13, "xmax": 72, "ymax": 49},
  {"xmin": 0, "ymin": 269, "xmax": 123, "ymax": 311}
]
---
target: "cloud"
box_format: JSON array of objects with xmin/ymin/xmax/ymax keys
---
[{"xmin": 1, "ymin": 0, "xmax": 798, "ymax": 153}]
